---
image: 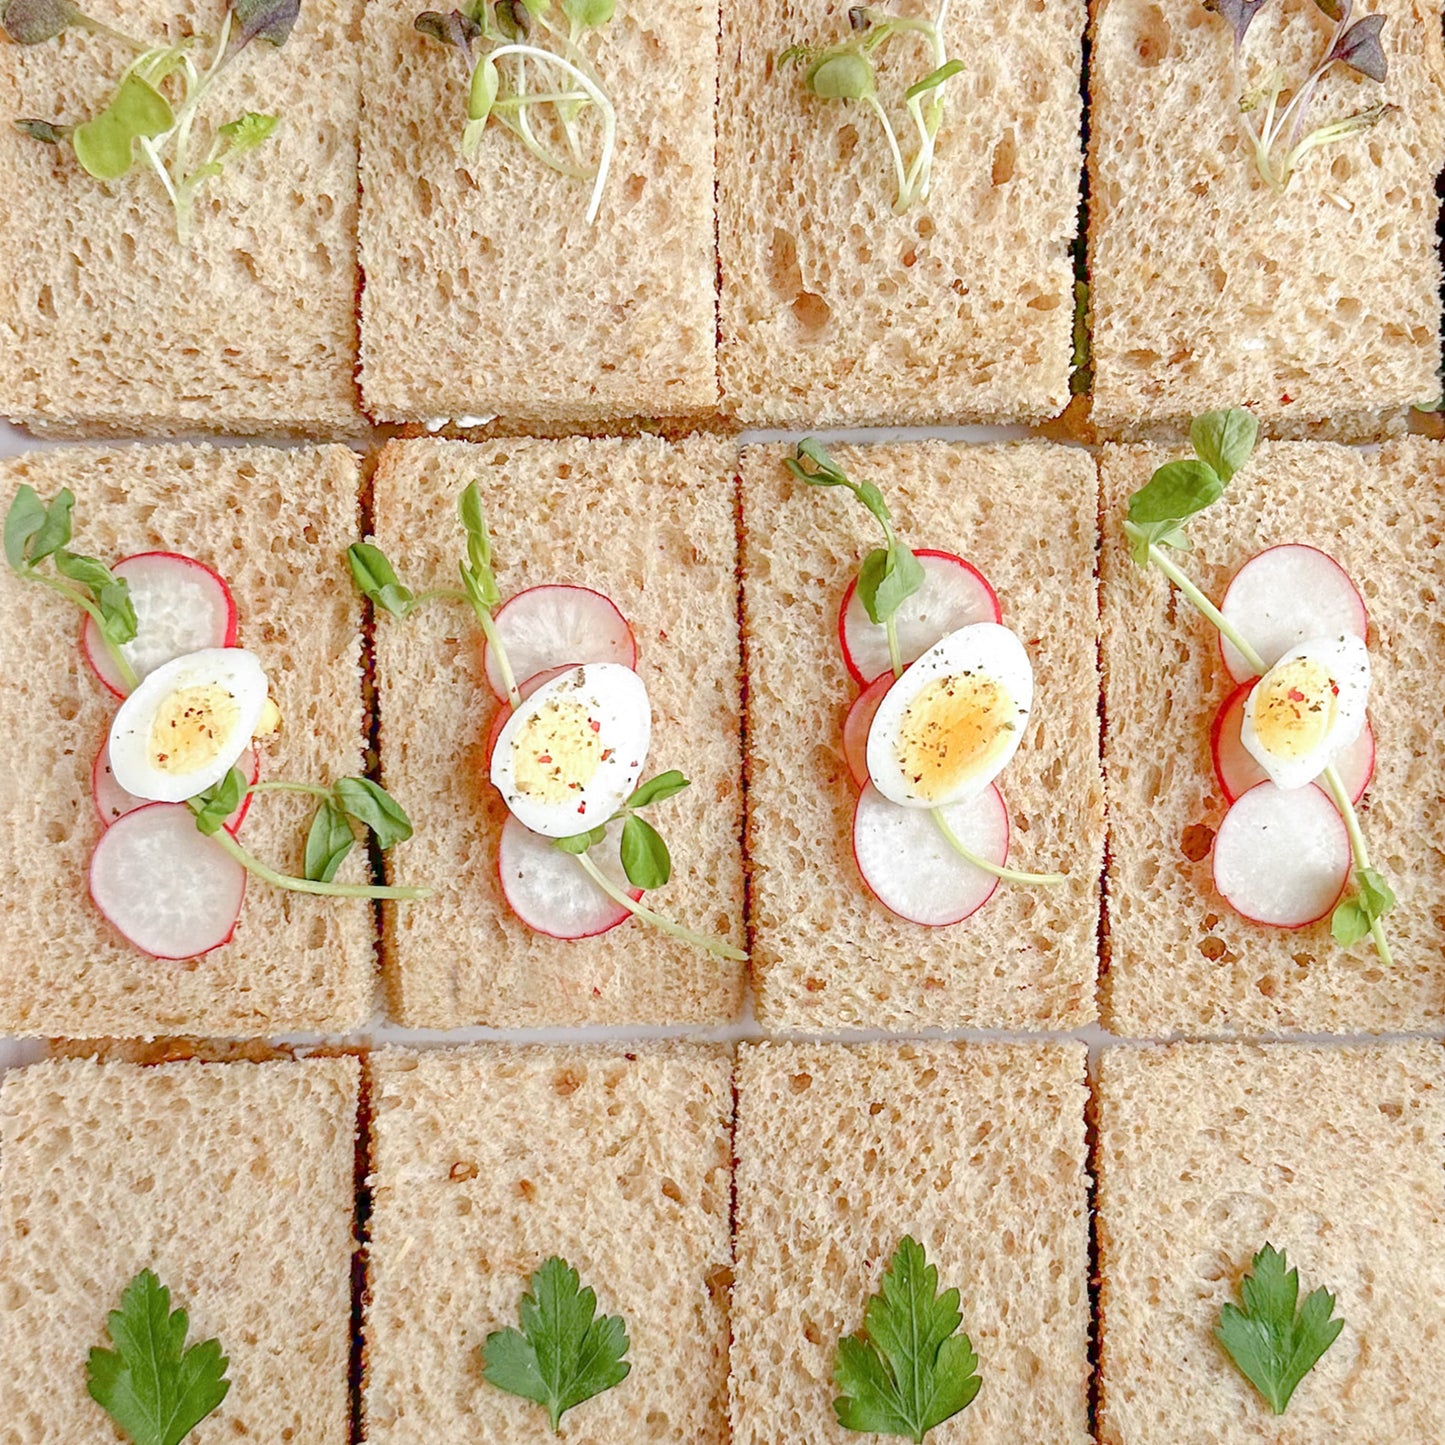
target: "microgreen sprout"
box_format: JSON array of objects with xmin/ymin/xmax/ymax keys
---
[
  {"xmin": 790, "ymin": 439, "xmax": 1066, "ymax": 889},
  {"xmin": 779, "ymin": 2, "xmax": 962, "ymax": 213},
  {"xmin": 1123, "ymin": 407, "xmax": 1394, "ymax": 963},
  {"xmin": 3, "ymin": 0, "xmax": 297, "ymax": 241},
  {"xmin": 1204, "ymin": 0, "xmax": 1393, "ymax": 191},
  {"xmin": 414, "ymin": 0, "xmax": 617, "ymax": 224}
]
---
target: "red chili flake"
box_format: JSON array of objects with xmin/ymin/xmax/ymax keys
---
[
  {"xmin": 1287, "ymin": 689, "xmax": 1305, "ymax": 703},
  {"xmin": 577, "ymin": 802, "xmax": 587, "ymax": 814},
  {"xmin": 1281, "ymin": 392, "xmax": 1293, "ymax": 404},
  {"xmin": 537, "ymin": 754, "xmax": 552, "ymax": 764},
  {"xmin": 589, "ymin": 719, "xmax": 601, "ymax": 732}
]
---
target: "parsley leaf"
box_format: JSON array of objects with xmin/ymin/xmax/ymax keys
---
[
  {"xmin": 481, "ymin": 1256, "xmax": 631, "ymax": 1433},
  {"xmin": 86, "ymin": 1269, "xmax": 231, "ymax": 1445},
  {"xmin": 1215, "ymin": 1244, "xmax": 1344, "ymax": 1415},
  {"xmin": 832, "ymin": 1236, "xmax": 981, "ymax": 1442}
]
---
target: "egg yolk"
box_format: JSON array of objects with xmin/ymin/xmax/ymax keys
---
[
  {"xmin": 894, "ymin": 672, "xmax": 1016, "ymax": 802},
  {"xmin": 511, "ymin": 699, "xmax": 602, "ymax": 804},
  {"xmin": 1251, "ymin": 657, "xmax": 1337, "ymax": 760},
  {"xmin": 147, "ymin": 685, "xmax": 242, "ymax": 776}
]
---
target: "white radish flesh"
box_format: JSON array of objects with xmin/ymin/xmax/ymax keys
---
[
  {"xmin": 1218, "ymin": 544, "xmax": 1367, "ymax": 683},
  {"xmin": 89, "ymin": 802, "xmax": 246, "ymax": 959},
  {"xmin": 497, "ymin": 814, "xmax": 642, "ymax": 939},
  {"xmin": 1212, "ymin": 782, "xmax": 1351, "ymax": 929},
  {"xmin": 82, "ymin": 551, "xmax": 238, "ymax": 697},
  {"xmin": 839, "ymin": 549, "xmax": 1000, "ymax": 686},
  {"xmin": 851, "ymin": 782, "xmax": 1007, "ymax": 926},
  {"xmin": 93, "ymin": 740, "xmax": 260, "ymax": 829},
  {"xmin": 842, "ymin": 674, "xmax": 892, "ymax": 790},
  {"xmin": 483, "ymin": 585, "xmax": 636, "ymax": 700}
]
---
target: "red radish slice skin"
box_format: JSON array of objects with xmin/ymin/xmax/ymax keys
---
[
  {"xmin": 839, "ymin": 550, "xmax": 1001, "ymax": 686},
  {"xmin": 1210, "ymin": 684, "xmax": 1374, "ymax": 805},
  {"xmin": 483, "ymin": 666, "xmax": 574, "ymax": 767},
  {"xmin": 1212, "ymin": 782, "xmax": 1351, "ymax": 929},
  {"xmin": 842, "ymin": 674, "xmax": 892, "ymax": 790},
  {"xmin": 852, "ymin": 783, "xmax": 1007, "ymax": 926},
  {"xmin": 1218, "ymin": 544, "xmax": 1367, "ymax": 683},
  {"xmin": 89, "ymin": 802, "xmax": 246, "ymax": 959},
  {"xmin": 482, "ymin": 585, "xmax": 636, "ymax": 701},
  {"xmin": 92, "ymin": 740, "xmax": 261, "ymax": 831},
  {"xmin": 497, "ymin": 814, "xmax": 643, "ymax": 939},
  {"xmin": 82, "ymin": 551, "xmax": 238, "ymax": 697}
]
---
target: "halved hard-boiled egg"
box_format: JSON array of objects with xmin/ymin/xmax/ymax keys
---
[
  {"xmin": 865, "ymin": 622, "xmax": 1033, "ymax": 808},
  {"xmin": 1240, "ymin": 633, "xmax": 1370, "ymax": 791},
  {"xmin": 108, "ymin": 647, "xmax": 270, "ymax": 804},
  {"xmin": 490, "ymin": 663, "xmax": 651, "ymax": 838}
]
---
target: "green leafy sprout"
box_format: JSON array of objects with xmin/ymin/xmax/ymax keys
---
[
  {"xmin": 87, "ymin": 1269, "xmax": 230, "ymax": 1445},
  {"xmin": 832, "ymin": 1236, "xmax": 981, "ymax": 1442},
  {"xmin": 1215, "ymin": 1243, "xmax": 1345, "ymax": 1415},
  {"xmin": 481, "ymin": 1255, "xmax": 631, "ymax": 1433},
  {"xmin": 1122, "ymin": 406, "xmax": 1394, "ymax": 964},
  {"xmin": 350, "ymin": 485, "xmax": 745, "ymax": 961},
  {"xmin": 4, "ymin": 0, "xmax": 295, "ymax": 242},
  {"xmin": 779, "ymin": 3, "xmax": 962, "ymax": 214},
  {"xmin": 1204, "ymin": 0, "xmax": 1394, "ymax": 192},
  {"xmin": 414, "ymin": 0, "xmax": 617, "ymax": 224},
  {"xmin": 789, "ymin": 439, "xmax": 1066, "ymax": 890}
]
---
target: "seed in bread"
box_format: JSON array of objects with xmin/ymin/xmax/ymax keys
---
[
  {"xmin": 718, "ymin": 0, "xmax": 1084, "ymax": 426},
  {"xmin": 1095, "ymin": 1041, "xmax": 1445, "ymax": 1442},
  {"xmin": 0, "ymin": 443, "xmax": 375, "ymax": 1039},
  {"xmin": 1087, "ymin": 0, "xmax": 1445, "ymax": 440},
  {"xmin": 370, "ymin": 436, "xmax": 745, "ymax": 1028},
  {"xmin": 731, "ymin": 1041, "xmax": 1091, "ymax": 1445},
  {"xmin": 0, "ymin": 1055, "xmax": 359, "ymax": 1442},
  {"xmin": 740, "ymin": 441, "xmax": 1104, "ymax": 1032},
  {"xmin": 363, "ymin": 1044, "xmax": 733, "ymax": 1444},
  {"xmin": 358, "ymin": 0, "xmax": 718, "ymax": 427},
  {"xmin": 0, "ymin": 0, "xmax": 363, "ymax": 437},
  {"xmin": 1099, "ymin": 437, "xmax": 1445, "ymax": 1035}
]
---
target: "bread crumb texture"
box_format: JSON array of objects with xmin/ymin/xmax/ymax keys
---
[
  {"xmin": 718, "ymin": 0, "xmax": 1083, "ymax": 426},
  {"xmin": 0, "ymin": 444, "xmax": 374, "ymax": 1038},
  {"xmin": 731, "ymin": 1041, "xmax": 1091, "ymax": 1445},
  {"xmin": 0, "ymin": 0, "xmax": 363, "ymax": 436},
  {"xmin": 359, "ymin": 0, "xmax": 718, "ymax": 425},
  {"xmin": 363, "ymin": 1044, "xmax": 733, "ymax": 1444},
  {"xmin": 1096, "ymin": 1041, "xmax": 1445, "ymax": 1443},
  {"xmin": 0, "ymin": 1056, "xmax": 360, "ymax": 1444},
  {"xmin": 1088, "ymin": 0, "xmax": 1445, "ymax": 440},
  {"xmin": 741, "ymin": 441, "xmax": 1104, "ymax": 1031},
  {"xmin": 371, "ymin": 436, "xmax": 745, "ymax": 1027},
  {"xmin": 1100, "ymin": 438, "xmax": 1445, "ymax": 1035}
]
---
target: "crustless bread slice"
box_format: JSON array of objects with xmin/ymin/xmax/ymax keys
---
[
  {"xmin": 0, "ymin": 444, "xmax": 375, "ymax": 1039},
  {"xmin": 740, "ymin": 441, "xmax": 1104, "ymax": 1032},
  {"xmin": 0, "ymin": 0, "xmax": 363, "ymax": 437},
  {"xmin": 362, "ymin": 1044, "xmax": 733, "ymax": 1444},
  {"xmin": 731, "ymin": 1041, "xmax": 1092, "ymax": 1445},
  {"xmin": 0, "ymin": 1056, "xmax": 359, "ymax": 1443}
]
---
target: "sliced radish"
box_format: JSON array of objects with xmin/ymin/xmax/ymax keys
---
[
  {"xmin": 839, "ymin": 549, "xmax": 1000, "ymax": 686},
  {"xmin": 1218, "ymin": 544, "xmax": 1367, "ymax": 683},
  {"xmin": 89, "ymin": 802, "xmax": 246, "ymax": 959},
  {"xmin": 842, "ymin": 674, "xmax": 892, "ymax": 790},
  {"xmin": 1212, "ymin": 782, "xmax": 1351, "ymax": 929},
  {"xmin": 1211, "ymin": 683, "xmax": 1374, "ymax": 805},
  {"xmin": 483, "ymin": 666, "xmax": 574, "ymax": 767},
  {"xmin": 92, "ymin": 738, "xmax": 260, "ymax": 830},
  {"xmin": 82, "ymin": 552, "xmax": 238, "ymax": 697},
  {"xmin": 851, "ymin": 782, "xmax": 1007, "ymax": 926},
  {"xmin": 497, "ymin": 814, "xmax": 643, "ymax": 940},
  {"xmin": 482, "ymin": 585, "xmax": 636, "ymax": 701}
]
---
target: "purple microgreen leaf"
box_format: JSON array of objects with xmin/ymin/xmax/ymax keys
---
[
  {"xmin": 1313, "ymin": 0, "xmax": 1350, "ymax": 22},
  {"xmin": 1329, "ymin": 13, "xmax": 1387, "ymax": 84},
  {"xmin": 230, "ymin": 0, "xmax": 299, "ymax": 51},
  {"xmin": 1203, "ymin": 0, "xmax": 1270, "ymax": 48},
  {"xmin": 1, "ymin": 0, "xmax": 83, "ymax": 44},
  {"xmin": 414, "ymin": 6, "xmax": 480, "ymax": 58},
  {"xmin": 13, "ymin": 117, "xmax": 69, "ymax": 143}
]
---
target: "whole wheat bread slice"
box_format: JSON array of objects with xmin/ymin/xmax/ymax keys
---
[
  {"xmin": 370, "ymin": 436, "xmax": 745, "ymax": 1028},
  {"xmin": 1087, "ymin": 0, "xmax": 1445, "ymax": 441},
  {"xmin": 362, "ymin": 1044, "xmax": 733, "ymax": 1444},
  {"xmin": 0, "ymin": 443, "xmax": 375, "ymax": 1039},
  {"xmin": 0, "ymin": 1055, "xmax": 360, "ymax": 1443},
  {"xmin": 740, "ymin": 441, "xmax": 1105, "ymax": 1032},
  {"xmin": 358, "ymin": 0, "xmax": 718, "ymax": 427},
  {"xmin": 718, "ymin": 0, "xmax": 1084, "ymax": 426},
  {"xmin": 731, "ymin": 1041, "xmax": 1092, "ymax": 1445},
  {"xmin": 1096, "ymin": 1041, "xmax": 1445, "ymax": 1443},
  {"xmin": 1100, "ymin": 438, "xmax": 1445, "ymax": 1036},
  {"xmin": 0, "ymin": 0, "xmax": 363, "ymax": 437}
]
